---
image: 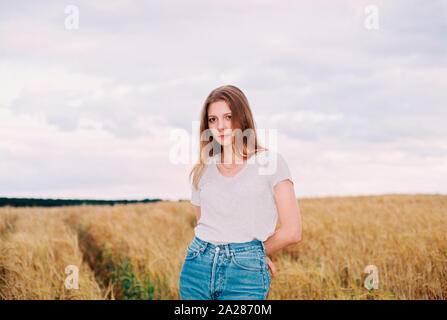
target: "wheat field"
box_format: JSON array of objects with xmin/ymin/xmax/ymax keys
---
[{"xmin": 0, "ymin": 194, "xmax": 445, "ymax": 300}]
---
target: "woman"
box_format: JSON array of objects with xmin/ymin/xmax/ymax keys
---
[{"xmin": 179, "ymin": 85, "xmax": 302, "ymax": 300}]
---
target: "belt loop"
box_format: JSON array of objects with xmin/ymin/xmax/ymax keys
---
[
  {"xmin": 260, "ymin": 240, "xmax": 266, "ymax": 253},
  {"xmin": 200, "ymin": 241, "xmax": 208, "ymax": 254},
  {"xmin": 225, "ymin": 244, "xmax": 231, "ymax": 259}
]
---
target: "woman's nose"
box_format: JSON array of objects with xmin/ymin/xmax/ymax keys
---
[{"xmin": 217, "ymin": 120, "xmax": 225, "ymax": 130}]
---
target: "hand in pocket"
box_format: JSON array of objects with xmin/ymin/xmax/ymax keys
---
[{"xmin": 266, "ymin": 255, "xmax": 276, "ymax": 277}]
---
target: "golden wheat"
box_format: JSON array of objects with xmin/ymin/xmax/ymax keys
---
[
  {"xmin": 0, "ymin": 194, "xmax": 445, "ymax": 300},
  {"xmin": 0, "ymin": 206, "xmax": 105, "ymax": 299}
]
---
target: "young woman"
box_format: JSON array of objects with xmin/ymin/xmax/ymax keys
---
[{"xmin": 179, "ymin": 85, "xmax": 302, "ymax": 300}]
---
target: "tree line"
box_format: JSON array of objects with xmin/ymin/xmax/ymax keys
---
[{"xmin": 0, "ymin": 197, "xmax": 163, "ymax": 208}]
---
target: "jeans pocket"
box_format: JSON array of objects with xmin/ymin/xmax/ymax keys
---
[
  {"xmin": 185, "ymin": 246, "xmax": 201, "ymax": 261},
  {"xmin": 259, "ymin": 254, "xmax": 271, "ymax": 298},
  {"xmin": 230, "ymin": 250, "xmax": 262, "ymax": 272},
  {"xmin": 262, "ymin": 253, "xmax": 270, "ymax": 276}
]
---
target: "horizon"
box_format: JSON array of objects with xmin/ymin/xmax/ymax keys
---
[{"xmin": 1, "ymin": 192, "xmax": 445, "ymax": 203}]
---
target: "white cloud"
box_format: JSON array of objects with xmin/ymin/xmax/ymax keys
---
[
  {"xmin": 0, "ymin": 60, "xmax": 112, "ymax": 108},
  {"xmin": 277, "ymin": 133, "xmax": 447, "ymax": 198},
  {"xmin": 0, "ymin": 106, "xmax": 190, "ymax": 199}
]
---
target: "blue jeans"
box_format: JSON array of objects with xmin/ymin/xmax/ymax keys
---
[{"xmin": 179, "ymin": 236, "xmax": 271, "ymax": 300}]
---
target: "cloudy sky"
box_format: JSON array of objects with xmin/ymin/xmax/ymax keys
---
[{"xmin": 1, "ymin": 0, "xmax": 446, "ymax": 200}]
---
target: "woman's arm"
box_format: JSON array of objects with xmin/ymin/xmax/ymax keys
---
[
  {"xmin": 263, "ymin": 179, "xmax": 302, "ymax": 257},
  {"xmin": 193, "ymin": 205, "xmax": 201, "ymax": 221}
]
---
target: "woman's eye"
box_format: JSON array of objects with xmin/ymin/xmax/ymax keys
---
[
  {"xmin": 226, "ymin": 115, "xmax": 232, "ymax": 120},
  {"xmin": 208, "ymin": 118, "xmax": 215, "ymax": 122}
]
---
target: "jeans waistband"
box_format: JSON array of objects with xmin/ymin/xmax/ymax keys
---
[{"xmin": 191, "ymin": 236, "xmax": 265, "ymax": 254}]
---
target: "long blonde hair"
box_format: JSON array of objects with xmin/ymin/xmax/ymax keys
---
[{"xmin": 189, "ymin": 85, "xmax": 268, "ymax": 190}]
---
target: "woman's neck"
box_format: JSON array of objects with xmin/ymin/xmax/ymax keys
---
[{"xmin": 221, "ymin": 146, "xmax": 245, "ymax": 165}]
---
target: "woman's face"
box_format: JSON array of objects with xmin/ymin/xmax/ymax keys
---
[{"xmin": 207, "ymin": 100, "xmax": 233, "ymax": 147}]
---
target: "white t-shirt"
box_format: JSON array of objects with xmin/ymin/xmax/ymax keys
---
[{"xmin": 190, "ymin": 150, "xmax": 294, "ymax": 245}]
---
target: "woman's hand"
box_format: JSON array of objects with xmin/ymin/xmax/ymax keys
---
[{"xmin": 266, "ymin": 256, "xmax": 276, "ymax": 277}]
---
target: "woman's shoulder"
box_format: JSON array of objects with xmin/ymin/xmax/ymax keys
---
[{"xmin": 252, "ymin": 149, "xmax": 290, "ymax": 177}]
